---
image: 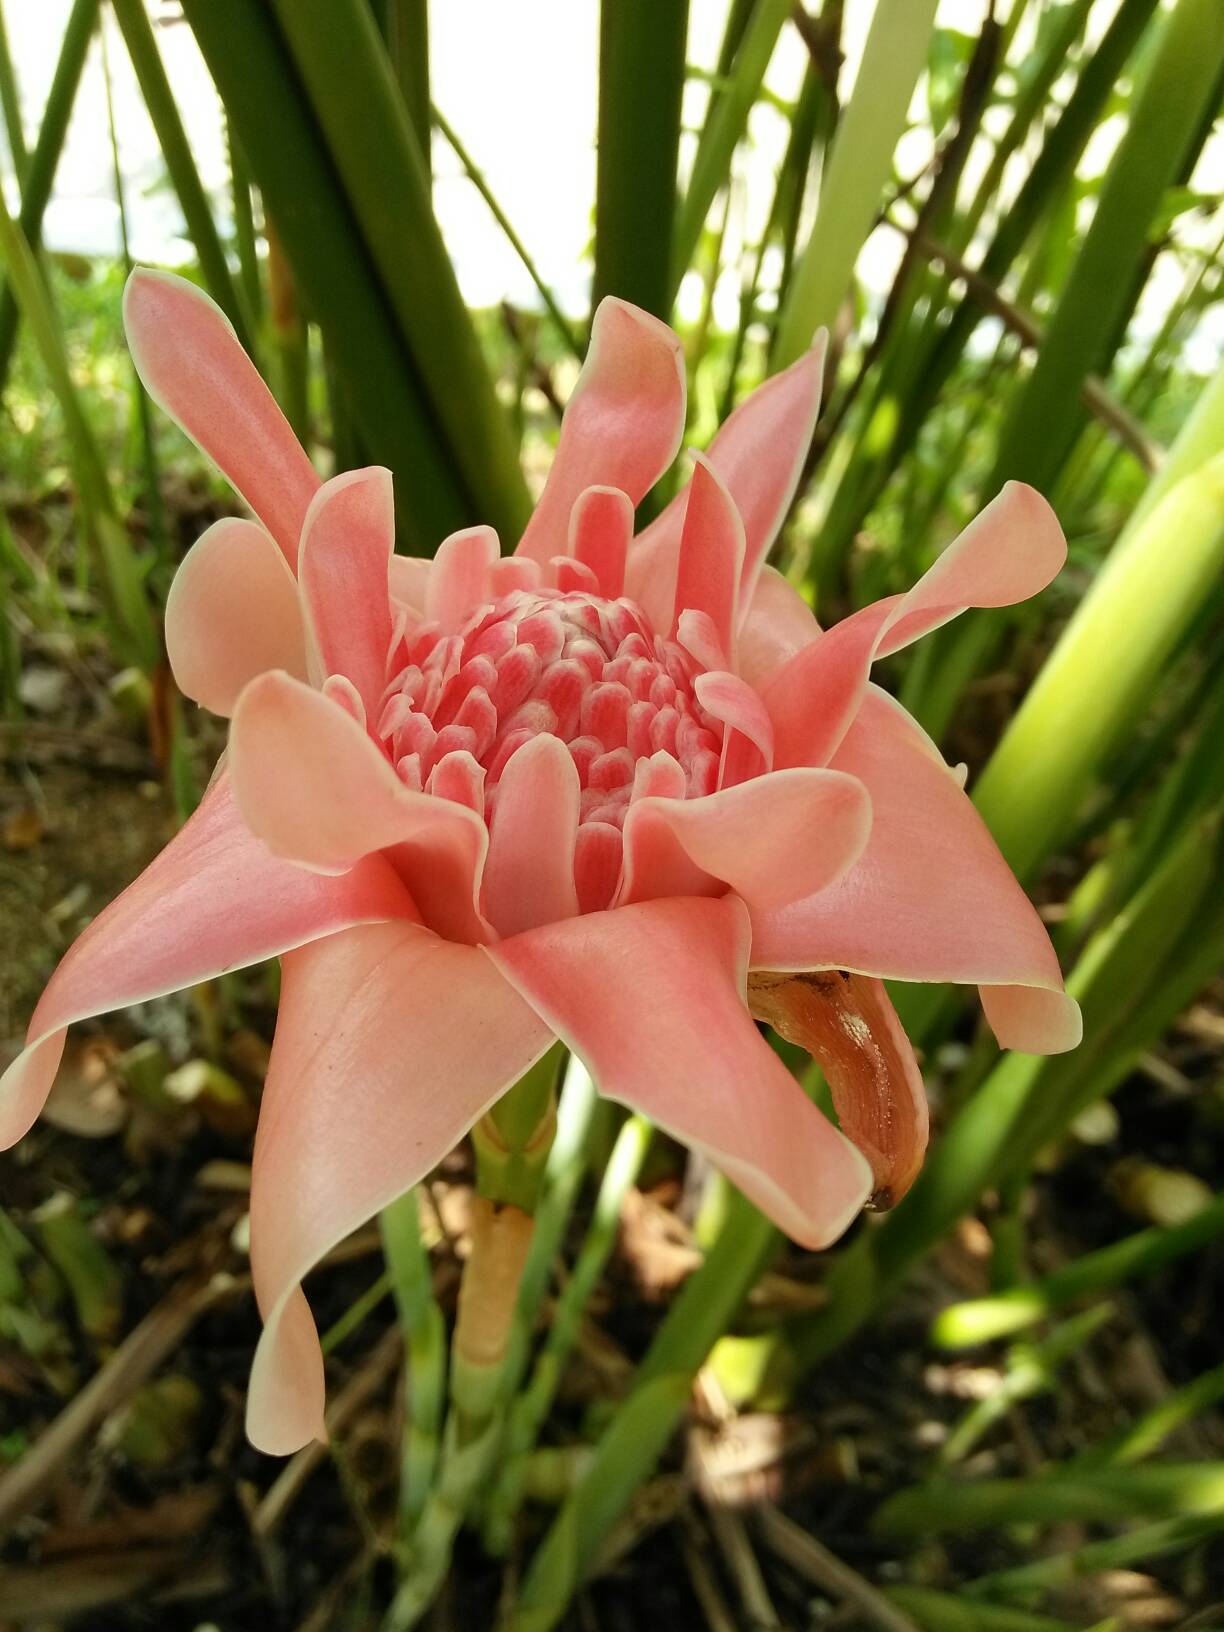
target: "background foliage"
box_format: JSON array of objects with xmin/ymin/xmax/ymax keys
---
[{"xmin": 0, "ymin": 2, "xmax": 1221, "ymax": 1629}]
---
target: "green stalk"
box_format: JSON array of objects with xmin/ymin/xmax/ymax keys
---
[
  {"xmin": 0, "ymin": 0, "xmax": 26, "ymax": 185},
  {"xmin": 773, "ymin": 0, "xmax": 938, "ymax": 368},
  {"xmin": 874, "ymin": 1462, "xmax": 1224, "ymax": 1537},
  {"xmin": 381, "ymin": 1190, "xmax": 445, "ymax": 1530},
  {"xmin": 499, "ymin": 1058, "xmax": 599, "ymax": 1405},
  {"xmin": 0, "ymin": 193, "xmax": 157, "ymax": 669},
  {"xmin": 268, "ymin": 0, "xmax": 530, "ymax": 541},
  {"xmin": 593, "ymin": 0, "xmax": 689, "ymax": 320},
  {"xmin": 384, "ymin": 0, "xmax": 430, "ymax": 160},
  {"xmin": 0, "ymin": 0, "xmax": 97, "ymax": 389},
  {"xmin": 967, "ymin": 1511, "xmax": 1224, "ymax": 1599},
  {"xmin": 182, "ymin": 0, "xmax": 470, "ymax": 553},
  {"xmin": 937, "ymin": 1306, "xmax": 1114, "ymax": 1466},
  {"xmin": 883, "ymin": 1587, "xmax": 1084, "ymax": 1632},
  {"xmin": 809, "ymin": 0, "xmax": 1160, "ymax": 583},
  {"xmin": 670, "ymin": 0, "xmax": 790, "ymax": 294},
  {"xmin": 226, "ymin": 121, "xmax": 264, "ymax": 331},
  {"xmin": 101, "ymin": 18, "xmax": 167, "ymax": 566},
  {"xmin": 432, "ymin": 105, "xmax": 581, "ymax": 361},
  {"xmin": 974, "ymin": 446, "xmax": 1224, "ymax": 884},
  {"xmin": 484, "ymin": 1116, "xmax": 651, "ymax": 1553},
  {"xmin": 1078, "ymin": 1362, "xmax": 1224, "ymax": 1469},
  {"xmin": 986, "ymin": 0, "xmax": 1223, "ymax": 497},
  {"xmin": 931, "ymin": 1193, "xmax": 1224, "ymax": 1350},
  {"xmin": 110, "ymin": 0, "xmax": 252, "ymax": 349}
]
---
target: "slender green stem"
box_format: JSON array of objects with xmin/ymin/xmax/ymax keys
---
[
  {"xmin": 0, "ymin": 0, "xmax": 27, "ymax": 186},
  {"xmin": 432, "ymin": 105, "xmax": 581, "ymax": 360},
  {"xmin": 671, "ymin": 0, "xmax": 790, "ymax": 294},
  {"xmin": 320, "ymin": 1271, "xmax": 392, "ymax": 1356},
  {"xmin": 1076, "ymin": 1362, "xmax": 1224, "ymax": 1469},
  {"xmin": 384, "ymin": 0, "xmax": 430, "ymax": 163},
  {"xmin": 967, "ymin": 1511, "xmax": 1224, "ymax": 1599},
  {"xmin": 381, "ymin": 1189, "xmax": 446, "ymax": 1532},
  {"xmin": 931, "ymin": 1192, "xmax": 1224, "ymax": 1350},
  {"xmin": 227, "ymin": 120, "xmax": 264, "ymax": 330}
]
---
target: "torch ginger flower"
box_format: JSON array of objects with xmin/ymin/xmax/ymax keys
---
[{"xmin": 0, "ymin": 271, "xmax": 1080, "ymax": 1454}]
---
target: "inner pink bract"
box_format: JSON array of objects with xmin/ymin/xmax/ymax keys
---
[{"xmin": 378, "ymin": 585, "xmax": 721, "ymax": 910}]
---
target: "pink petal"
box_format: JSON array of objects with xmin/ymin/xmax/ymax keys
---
[
  {"xmin": 569, "ymin": 486, "xmax": 633, "ymax": 598},
  {"xmin": 388, "ymin": 554, "xmax": 432, "ymax": 616},
  {"xmin": 749, "ymin": 970, "xmax": 928, "ymax": 1208},
  {"xmin": 298, "ymin": 468, "xmax": 395, "ymax": 718},
  {"xmin": 487, "ymin": 896, "xmax": 872, "ymax": 1247},
  {"xmin": 165, "ymin": 518, "xmax": 308, "ymax": 715},
  {"xmin": 228, "ymin": 671, "xmax": 490, "ymax": 944},
  {"xmin": 426, "ymin": 525, "xmax": 501, "ymax": 631},
  {"xmin": 671, "ymin": 456, "xmax": 745, "ymax": 664},
  {"xmin": 516, "ymin": 298, "xmax": 686, "ymax": 566},
  {"xmin": 621, "ymin": 768, "xmax": 870, "ymax": 916},
  {"xmin": 247, "ymin": 922, "xmax": 553, "ymax": 1453},
  {"xmin": 123, "ymin": 269, "xmax": 318, "ymax": 565},
  {"xmin": 694, "ymin": 670, "xmax": 775, "ymax": 785},
  {"xmin": 626, "ymin": 334, "xmax": 827, "ymax": 627},
  {"xmin": 482, "ymin": 735, "xmax": 580, "ymax": 935},
  {"xmin": 735, "ymin": 565, "xmax": 821, "ymax": 690},
  {"xmin": 749, "ymin": 688, "xmax": 1081, "ymax": 1053},
  {"xmin": 0, "ymin": 777, "xmax": 413, "ymax": 1149},
  {"xmin": 765, "ymin": 483, "xmax": 1068, "ymax": 769}
]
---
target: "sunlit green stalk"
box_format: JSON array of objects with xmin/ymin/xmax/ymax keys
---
[
  {"xmin": 938, "ymin": 1305, "xmax": 1113, "ymax": 1466},
  {"xmin": 593, "ymin": 0, "xmax": 689, "ymax": 320},
  {"xmin": 773, "ymin": 0, "xmax": 938, "ymax": 368},
  {"xmin": 0, "ymin": 0, "xmax": 97, "ymax": 389},
  {"xmin": 111, "ymin": 0, "xmax": 252, "ymax": 348},
  {"xmin": 931, "ymin": 1192, "xmax": 1224, "ymax": 1350},
  {"xmin": 875, "ymin": 1462, "xmax": 1224, "ymax": 1537},
  {"xmin": 974, "ymin": 443, "xmax": 1224, "ymax": 883},
  {"xmin": 671, "ymin": 0, "xmax": 790, "ymax": 294}
]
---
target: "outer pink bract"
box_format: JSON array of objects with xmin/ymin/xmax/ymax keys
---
[{"xmin": 0, "ymin": 270, "xmax": 1080, "ymax": 1455}]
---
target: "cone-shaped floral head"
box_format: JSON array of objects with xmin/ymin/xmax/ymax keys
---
[{"xmin": 0, "ymin": 270, "xmax": 1080, "ymax": 1455}]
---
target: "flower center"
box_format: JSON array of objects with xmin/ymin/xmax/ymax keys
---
[{"xmin": 377, "ymin": 588, "xmax": 721, "ymax": 828}]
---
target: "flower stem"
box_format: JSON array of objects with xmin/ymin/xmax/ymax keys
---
[
  {"xmin": 484, "ymin": 1115, "xmax": 652, "ymax": 1554},
  {"xmin": 384, "ymin": 1050, "xmax": 566, "ymax": 1629},
  {"xmin": 381, "ymin": 1189, "xmax": 445, "ymax": 1534}
]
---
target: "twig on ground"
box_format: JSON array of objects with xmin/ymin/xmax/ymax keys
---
[
  {"xmin": 0, "ymin": 1271, "xmax": 245, "ymax": 1535},
  {"xmin": 753, "ymin": 1503, "xmax": 921, "ymax": 1632}
]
